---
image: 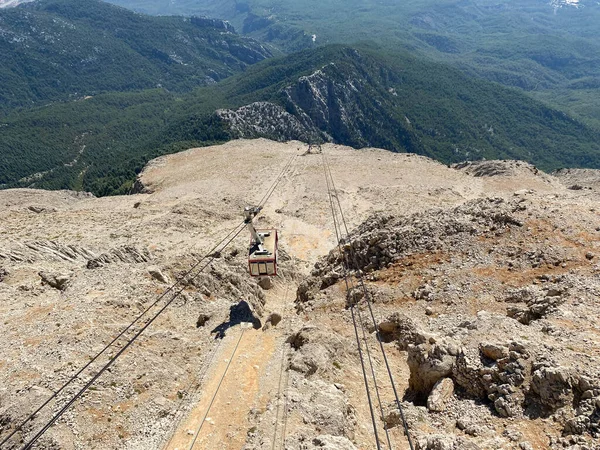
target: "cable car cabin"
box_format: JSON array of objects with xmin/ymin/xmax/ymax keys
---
[{"xmin": 248, "ymin": 229, "xmax": 278, "ymax": 277}]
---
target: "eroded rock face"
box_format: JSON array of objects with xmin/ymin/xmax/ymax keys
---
[
  {"xmin": 531, "ymin": 364, "xmax": 575, "ymax": 412},
  {"xmin": 505, "ymin": 284, "xmax": 568, "ymax": 324},
  {"xmin": 427, "ymin": 378, "xmax": 454, "ymax": 412},
  {"xmin": 288, "ymin": 326, "xmax": 348, "ymax": 376},
  {"xmin": 216, "ymin": 102, "xmax": 325, "ymax": 144},
  {"xmin": 87, "ymin": 246, "xmax": 151, "ymax": 268},
  {"xmin": 292, "ymin": 183, "xmax": 600, "ymax": 448},
  {"xmin": 452, "ymin": 160, "xmax": 544, "ymax": 179},
  {"xmin": 407, "ymin": 338, "xmax": 459, "ymax": 398},
  {"xmin": 378, "ymin": 313, "xmax": 426, "ymax": 348},
  {"xmin": 300, "ymin": 197, "xmax": 526, "ymax": 285},
  {"xmin": 38, "ymin": 271, "xmax": 71, "ymax": 290}
]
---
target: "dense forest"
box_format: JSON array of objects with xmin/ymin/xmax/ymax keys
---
[
  {"xmin": 108, "ymin": 0, "xmax": 600, "ymax": 128},
  {"xmin": 0, "ymin": 0, "xmax": 270, "ymax": 114},
  {"xmin": 1, "ymin": 0, "xmax": 600, "ymax": 197},
  {"xmin": 2, "ymin": 44, "xmax": 600, "ymax": 196}
]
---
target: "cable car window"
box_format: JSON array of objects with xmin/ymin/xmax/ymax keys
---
[{"xmin": 259, "ymin": 263, "xmax": 267, "ymax": 274}]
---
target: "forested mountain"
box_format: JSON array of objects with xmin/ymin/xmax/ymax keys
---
[
  {"xmin": 2, "ymin": 45, "xmax": 599, "ymax": 197},
  {"xmin": 0, "ymin": 0, "xmax": 270, "ymax": 114},
  {"xmin": 107, "ymin": 0, "xmax": 600, "ymax": 128}
]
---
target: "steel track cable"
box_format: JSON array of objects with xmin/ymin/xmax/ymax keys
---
[
  {"xmin": 280, "ymin": 355, "xmax": 291, "ymax": 450},
  {"xmin": 323, "ymin": 153, "xmax": 415, "ymax": 450},
  {"xmin": 271, "ymin": 345, "xmax": 287, "ymax": 450},
  {"xmin": 258, "ymin": 155, "xmax": 297, "ymax": 208},
  {"xmin": 20, "ymin": 225, "xmax": 246, "ymax": 450},
  {"xmin": 356, "ymin": 303, "xmax": 393, "ymax": 449},
  {"xmin": 9, "ymin": 155, "xmax": 297, "ymax": 450},
  {"xmin": 0, "ymin": 220, "xmax": 246, "ymax": 449},
  {"xmin": 162, "ymin": 337, "xmax": 224, "ymax": 450},
  {"xmin": 187, "ymin": 328, "xmax": 246, "ymax": 450},
  {"xmin": 271, "ymin": 284, "xmax": 289, "ymax": 450},
  {"xmin": 321, "ymin": 152, "xmax": 382, "ymax": 450}
]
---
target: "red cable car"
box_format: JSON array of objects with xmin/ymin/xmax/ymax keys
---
[{"xmin": 245, "ymin": 206, "xmax": 278, "ymax": 277}]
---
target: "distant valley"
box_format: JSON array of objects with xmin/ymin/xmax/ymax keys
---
[
  {"xmin": 1, "ymin": 0, "xmax": 600, "ymax": 197},
  {"xmin": 107, "ymin": 0, "xmax": 600, "ymax": 128},
  {"xmin": 0, "ymin": 0, "xmax": 270, "ymax": 113}
]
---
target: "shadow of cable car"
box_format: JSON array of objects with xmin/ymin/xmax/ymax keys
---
[{"xmin": 211, "ymin": 300, "xmax": 262, "ymax": 339}]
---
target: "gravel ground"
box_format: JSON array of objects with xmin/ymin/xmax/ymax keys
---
[{"xmin": 0, "ymin": 139, "xmax": 598, "ymax": 450}]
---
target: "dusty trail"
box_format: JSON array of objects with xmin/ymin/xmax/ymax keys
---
[{"xmin": 164, "ymin": 283, "xmax": 296, "ymax": 450}]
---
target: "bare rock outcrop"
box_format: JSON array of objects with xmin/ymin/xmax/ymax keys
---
[
  {"xmin": 378, "ymin": 313, "xmax": 427, "ymax": 348},
  {"xmin": 38, "ymin": 271, "xmax": 71, "ymax": 290},
  {"xmin": 0, "ymin": 240, "xmax": 96, "ymax": 263},
  {"xmin": 407, "ymin": 337, "xmax": 460, "ymax": 398},
  {"xmin": 288, "ymin": 326, "xmax": 349, "ymax": 376},
  {"xmin": 147, "ymin": 266, "xmax": 170, "ymax": 284},
  {"xmin": 452, "ymin": 160, "xmax": 544, "ymax": 179},
  {"xmin": 86, "ymin": 246, "xmax": 151, "ymax": 268},
  {"xmin": 531, "ymin": 363, "xmax": 576, "ymax": 413},
  {"xmin": 505, "ymin": 284, "xmax": 568, "ymax": 324},
  {"xmin": 216, "ymin": 102, "xmax": 326, "ymax": 144},
  {"xmin": 427, "ymin": 378, "xmax": 455, "ymax": 412},
  {"xmin": 301, "ymin": 197, "xmax": 525, "ymax": 287}
]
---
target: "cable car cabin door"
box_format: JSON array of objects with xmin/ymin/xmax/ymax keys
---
[{"xmin": 248, "ymin": 229, "xmax": 278, "ymax": 277}]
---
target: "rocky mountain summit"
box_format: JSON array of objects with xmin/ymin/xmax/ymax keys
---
[{"xmin": 0, "ymin": 140, "xmax": 599, "ymax": 449}]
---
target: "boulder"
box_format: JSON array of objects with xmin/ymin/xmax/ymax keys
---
[
  {"xmin": 258, "ymin": 276, "xmax": 274, "ymax": 290},
  {"xmin": 480, "ymin": 342, "xmax": 509, "ymax": 361},
  {"xmin": 378, "ymin": 313, "xmax": 427, "ymax": 347},
  {"xmin": 531, "ymin": 365, "xmax": 574, "ymax": 412},
  {"xmin": 262, "ymin": 312, "xmax": 282, "ymax": 330},
  {"xmin": 196, "ymin": 313, "xmax": 211, "ymax": 328},
  {"xmin": 427, "ymin": 378, "xmax": 454, "ymax": 412},
  {"xmin": 148, "ymin": 266, "xmax": 170, "ymax": 284},
  {"xmin": 407, "ymin": 340, "xmax": 457, "ymax": 397},
  {"xmin": 38, "ymin": 271, "xmax": 70, "ymax": 290}
]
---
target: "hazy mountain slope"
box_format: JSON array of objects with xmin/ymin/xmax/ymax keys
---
[
  {"xmin": 0, "ymin": 0, "xmax": 271, "ymax": 114},
  {"xmin": 195, "ymin": 46, "xmax": 600, "ymax": 170},
  {"xmin": 107, "ymin": 0, "xmax": 600, "ymax": 126},
  {"xmin": 101, "ymin": 0, "xmax": 239, "ymax": 24},
  {"xmin": 2, "ymin": 45, "xmax": 599, "ymax": 197}
]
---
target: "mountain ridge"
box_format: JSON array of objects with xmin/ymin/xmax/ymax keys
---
[
  {"xmin": 2, "ymin": 44, "xmax": 600, "ymax": 196},
  {"xmin": 0, "ymin": 0, "xmax": 271, "ymax": 114}
]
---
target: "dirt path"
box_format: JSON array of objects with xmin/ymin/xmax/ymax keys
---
[{"xmin": 164, "ymin": 283, "xmax": 295, "ymax": 450}]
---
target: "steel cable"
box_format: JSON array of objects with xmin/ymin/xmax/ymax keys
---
[
  {"xmin": 321, "ymin": 152, "xmax": 382, "ymax": 450},
  {"xmin": 323, "ymin": 154, "xmax": 415, "ymax": 449},
  {"xmin": 20, "ymin": 225, "xmax": 246, "ymax": 450},
  {"xmin": 187, "ymin": 328, "xmax": 246, "ymax": 450},
  {"xmin": 0, "ymin": 220, "xmax": 246, "ymax": 449},
  {"xmin": 5, "ymin": 150, "xmax": 300, "ymax": 450}
]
